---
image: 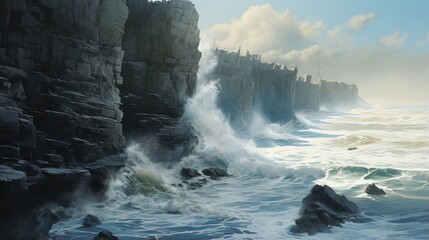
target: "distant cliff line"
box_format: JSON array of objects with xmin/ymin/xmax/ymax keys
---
[{"xmin": 210, "ymin": 47, "xmax": 362, "ymax": 125}]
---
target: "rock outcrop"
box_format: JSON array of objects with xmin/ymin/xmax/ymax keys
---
[
  {"xmin": 120, "ymin": 0, "xmax": 201, "ymax": 161},
  {"xmin": 94, "ymin": 230, "xmax": 119, "ymax": 240},
  {"xmin": 82, "ymin": 214, "xmax": 102, "ymax": 228},
  {"xmin": 0, "ymin": 0, "xmax": 128, "ymax": 237},
  {"xmin": 291, "ymin": 185, "xmax": 363, "ymax": 235},
  {"xmin": 212, "ymin": 48, "xmax": 297, "ymax": 125},
  {"xmin": 365, "ymin": 183, "xmax": 386, "ymax": 196}
]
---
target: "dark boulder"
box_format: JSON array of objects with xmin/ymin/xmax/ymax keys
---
[
  {"xmin": 291, "ymin": 185, "xmax": 362, "ymax": 235},
  {"xmin": 180, "ymin": 168, "xmax": 201, "ymax": 180},
  {"xmin": 183, "ymin": 178, "xmax": 208, "ymax": 190},
  {"xmin": 94, "ymin": 230, "xmax": 119, "ymax": 240},
  {"xmin": 202, "ymin": 168, "xmax": 228, "ymax": 179},
  {"xmin": 365, "ymin": 183, "xmax": 386, "ymax": 195},
  {"xmin": 82, "ymin": 214, "xmax": 102, "ymax": 227},
  {"xmin": 347, "ymin": 147, "xmax": 358, "ymax": 151}
]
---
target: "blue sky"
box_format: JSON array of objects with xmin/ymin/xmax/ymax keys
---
[
  {"xmin": 192, "ymin": 0, "xmax": 429, "ymax": 104},
  {"xmin": 193, "ymin": 0, "xmax": 429, "ymax": 52}
]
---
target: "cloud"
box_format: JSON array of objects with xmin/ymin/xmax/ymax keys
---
[
  {"xmin": 203, "ymin": 4, "xmax": 323, "ymax": 54},
  {"xmin": 417, "ymin": 32, "xmax": 429, "ymax": 47},
  {"xmin": 347, "ymin": 13, "xmax": 377, "ymax": 31},
  {"xmin": 280, "ymin": 45, "xmax": 335, "ymax": 63},
  {"xmin": 202, "ymin": 5, "xmax": 429, "ymax": 105},
  {"xmin": 379, "ymin": 31, "xmax": 409, "ymax": 48}
]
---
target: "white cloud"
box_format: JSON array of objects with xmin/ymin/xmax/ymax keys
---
[
  {"xmin": 379, "ymin": 31, "xmax": 409, "ymax": 48},
  {"xmin": 203, "ymin": 4, "xmax": 323, "ymax": 54},
  {"xmin": 347, "ymin": 13, "xmax": 377, "ymax": 31},
  {"xmin": 202, "ymin": 5, "xmax": 429, "ymax": 105}
]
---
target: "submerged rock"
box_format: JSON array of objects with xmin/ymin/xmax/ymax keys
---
[
  {"xmin": 202, "ymin": 168, "xmax": 229, "ymax": 179},
  {"xmin": 82, "ymin": 214, "xmax": 102, "ymax": 227},
  {"xmin": 94, "ymin": 230, "xmax": 119, "ymax": 240},
  {"xmin": 348, "ymin": 147, "xmax": 358, "ymax": 151},
  {"xmin": 291, "ymin": 184, "xmax": 361, "ymax": 235},
  {"xmin": 180, "ymin": 168, "xmax": 201, "ymax": 180},
  {"xmin": 365, "ymin": 183, "xmax": 386, "ymax": 195}
]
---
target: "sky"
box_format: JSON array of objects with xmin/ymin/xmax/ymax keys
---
[{"xmin": 192, "ymin": 0, "xmax": 429, "ymax": 105}]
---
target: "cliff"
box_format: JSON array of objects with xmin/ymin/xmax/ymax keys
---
[
  {"xmin": 320, "ymin": 80, "xmax": 360, "ymax": 110},
  {"xmin": 0, "ymin": 0, "xmax": 200, "ymax": 238},
  {"xmin": 0, "ymin": 0, "xmax": 129, "ymax": 237},
  {"xmin": 212, "ymin": 48, "xmax": 297, "ymax": 125},
  {"xmin": 0, "ymin": 0, "xmax": 202, "ymax": 232},
  {"xmin": 211, "ymin": 48, "xmax": 361, "ymax": 122},
  {"xmin": 120, "ymin": 0, "xmax": 201, "ymax": 161},
  {"xmin": 294, "ymin": 75, "xmax": 320, "ymax": 111}
]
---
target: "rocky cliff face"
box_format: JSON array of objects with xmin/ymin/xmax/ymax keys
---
[
  {"xmin": 212, "ymin": 48, "xmax": 297, "ymax": 125},
  {"xmin": 120, "ymin": 0, "xmax": 201, "ymax": 161},
  {"xmin": 295, "ymin": 75, "xmax": 320, "ymax": 111},
  {"xmin": 0, "ymin": 0, "xmax": 129, "ymax": 234}
]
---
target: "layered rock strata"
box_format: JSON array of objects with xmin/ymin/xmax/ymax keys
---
[
  {"xmin": 0, "ymin": 0, "xmax": 129, "ymax": 235},
  {"xmin": 120, "ymin": 0, "xmax": 201, "ymax": 161},
  {"xmin": 212, "ymin": 48, "xmax": 297, "ymax": 125}
]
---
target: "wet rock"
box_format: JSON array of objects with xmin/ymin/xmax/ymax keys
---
[
  {"xmin": 365, "ymin": 183, "xmax": 386, "ymax": 196},
  {"xmin": 0, "ymin": 165, "xmax": 29, "ymax": 218},
  {"xmin": 82, "ymin": 214, "xmax": 102, "ymax": 227},
  {"xmin": 180, "ymin": 168, "xmax": 201, "ymax": 180},
  {"xmin": 184, "ymin": 181, "xmax": 205, "ymax": 190},
  {"xmin": 1, "ymin": 205, "xmax": 69, "ymax": 240},
  {"xmin": 94, "ymin": 230, "xmax": 119, "ymax": 240},
  {"xmin": 202, "ymin": 168, "xmax": 229, "ymax": 179},
  {"xmin": 348, "ymin": 147, "xmax": 358, "ymax": 151},
  {"xmin": 291, "ymin": 184, "xmax": 361, "ymax": 235}
]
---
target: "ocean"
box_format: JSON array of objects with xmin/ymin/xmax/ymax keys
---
[{"xmin": 49, "ymin": 51, "xmax": 429, "ymax": 240}]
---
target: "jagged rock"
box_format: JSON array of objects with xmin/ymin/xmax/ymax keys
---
[
  {"xmin": 202, "ymin": 168, "xmax": 229, "ymax": 179},
  {"xmin": 82, "ymin": 214, "xmax": 102, "ymax": 227},
  {"xmin": 365, "ymin": 183, "xmax": 386, "ymax": 196},
  {"xmin": 94, "ymin": 230, "xmax": 119, "ymax": 240},
  {"xmin": 291, "ymin": 185, "xmax": 361, "ymax": 235},
  {"xmin": 180, "ymin": 168, "xmax": 201, "ymax": 180}
]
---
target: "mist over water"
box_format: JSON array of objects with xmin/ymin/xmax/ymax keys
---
[{"xmin": 50, "ymin": 46, "xmax": 429, "ymax": 239}]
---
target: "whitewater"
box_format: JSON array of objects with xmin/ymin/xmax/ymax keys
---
[{"xmin": 50, "ymin": 48, "xmax": 429, "ymax": 239}]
